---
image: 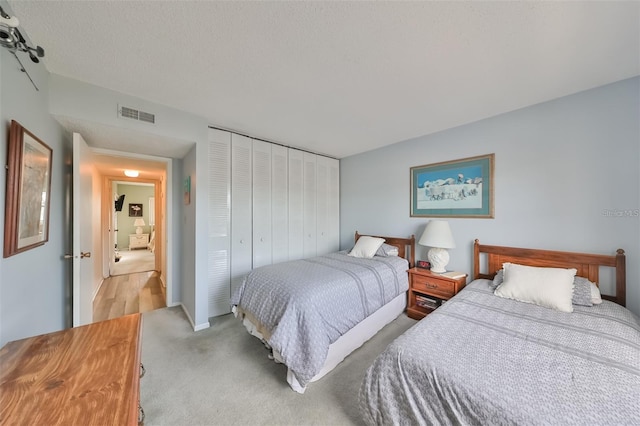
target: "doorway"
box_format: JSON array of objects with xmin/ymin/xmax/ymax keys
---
[
  {"xmin": 85, "ymin": 149, "xmax": 173, "ymax": 323},
  {"xmin": 110, "ymin": 180, "xmax": 156, "ymax": 276}
]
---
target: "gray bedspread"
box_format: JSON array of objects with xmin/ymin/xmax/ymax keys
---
[
  {"xmin": 359, "ymin": 279, "xmax": 640, "ymax": 425},
  {"xmin": 231, "ymin": 251, "xmax": 409, "ymax": 387}
]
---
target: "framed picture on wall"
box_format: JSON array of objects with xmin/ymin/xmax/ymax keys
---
[
  {"xmin": 129, "ymin": 203, "xmax": 143, "ymax": 217},
  {"xmin": 410, "ymin": 153, "xmax": 494, "ymax": 218},
  {"xmin": 3, "ymin": 120, "xmax": 53, "ymax": 258},
  {"xmin": 184, "ymin": 175, "xmax": 191, "ymax": 205}
]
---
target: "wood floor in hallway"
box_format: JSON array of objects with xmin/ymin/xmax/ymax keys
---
[{"xmin": 93, "ymin": 271, "xmax": 166, "ymax": 322}]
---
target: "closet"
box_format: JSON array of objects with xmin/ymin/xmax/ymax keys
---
[{"xmin": 207, "ymin": 128, "xmax": 339, "ymax": 317}]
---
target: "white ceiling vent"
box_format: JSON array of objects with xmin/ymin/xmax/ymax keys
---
[{"xmin": 118, "ymin": 105, "xmax": 155, "ymax": 124}]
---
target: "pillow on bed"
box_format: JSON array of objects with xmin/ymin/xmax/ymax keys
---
[
  {"xmin": 591, "ymin": 281, "xmax": 603, "ymax": 304},
  {"xmin": 573, "ymin": 276, "xmax": 603, "ymax": 305},
  {"xmin": 494, "ymin": 263, "xmax": 577, "ymax": 313},
  {"xmin": 493, "ymin": 269, "xmax": 601, "ymax": 307},
  {"xmin": 572, "ymin": 276, "xmax": 593, "ymax": 306},
  {"xmin": 375, "ymin": 243, "xmax": 399, "ymax": 257},
  {"xmin": 491, "ymin": 269, "xmax": 504, "ymax": 289},
  {"xmin": 348, "ymin": 236, "xmax": 385, "ymax": 259}
]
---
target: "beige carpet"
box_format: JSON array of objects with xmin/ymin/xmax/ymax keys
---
[
  {"xmin": 111, "ymin": 249, "xmax": 155, "ymax": 276},
  {"xmin": 140, "ymin": 306, "xmax": 417, "ymax": 425}
]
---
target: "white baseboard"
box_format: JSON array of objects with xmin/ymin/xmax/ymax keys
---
[
  {"xmin": 92, "ymin": 278, "xmax": 105, "ymax": 302},
  {"xmin": 179, "ymin": 303, "xmax": 210, "ymax": 332}
]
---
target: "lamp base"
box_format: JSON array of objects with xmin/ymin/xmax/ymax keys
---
[
  {"xmin": 136, "ymin": 227, "xmax": 142, "ymax": 235},
  {"xmin": 427, "ymin": 247, "xmax": 449, "ymax": 273}
]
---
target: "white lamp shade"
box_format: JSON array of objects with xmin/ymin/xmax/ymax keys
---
[
  {"xmin": 134, "ymin": 218, "xmax": 145, "ymax": 235},
  {"xmin": 418, "ymin": 220, "xmax": 456, "ymax": 249}
]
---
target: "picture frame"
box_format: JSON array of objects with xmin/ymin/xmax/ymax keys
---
[
  {"xmin": 128, "ymin": 203, "xmax": 143, "ymax": 217},
  {"xmin": 410, "ymin": 153, "xmax": 494, "ymax": 218},
  {"xmin": 184, "ymin": 175, "xmax": 191, "ymax": 205},
  {"xmin": 4, "ymin": 120, "xmax": 53, "ymax": 257}
]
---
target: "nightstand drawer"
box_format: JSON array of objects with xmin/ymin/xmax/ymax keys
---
[{"xmin": 412, "ymin": 275, "xmax": 455, "ymax": 298}]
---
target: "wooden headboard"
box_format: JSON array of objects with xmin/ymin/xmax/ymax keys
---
[
  {"xmin": 473, "ymin": 239, "xmax": 626, "ymax": 307},
  {"xmin": 355, "ymin": 231, "xmax": 416, "ymax": 268}
]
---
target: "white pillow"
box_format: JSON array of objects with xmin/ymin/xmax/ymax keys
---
[
  {"xmin": 590, "ymin": 281, "xmax": 603, "ymax": 305},
  {"xmin": 348, "ymin": 236, "xmax": 385, "ymax": 259},
  {"xmin": 375, "ymin": 243, "xmax": 399, "ymax": 257},
  {"xmin": 494, "ymin": 263, "xmax": 577, "ymax": 313}
]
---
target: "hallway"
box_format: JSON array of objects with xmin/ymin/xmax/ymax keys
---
[{"xmin": 93, "ymin": 271, "xmax": 166, "ymax": 322}]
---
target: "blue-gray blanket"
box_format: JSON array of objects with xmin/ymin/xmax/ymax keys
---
[
  {"xmin": 359, "ymin": 279, "xmax": 640, "ymax": 425},
  {"xmin": 231, "ymin": 251, "xmax": 409, "ymax": 387}
]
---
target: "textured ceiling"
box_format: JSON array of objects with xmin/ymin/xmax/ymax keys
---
[{"xmin": 7, "ymin": 1, "xmax": 640, "ymax": 159}]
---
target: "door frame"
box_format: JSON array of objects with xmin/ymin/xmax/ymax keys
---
[{"xmin": 93, "ymin": 148, "xmax": 174, "ymax": 309}]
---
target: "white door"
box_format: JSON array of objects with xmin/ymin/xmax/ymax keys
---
[
  {"xmin": 230, "ymin": 134, "xmax": 253, "ymax": 298},
  {"xmin": 316, "ymin": 156, "xmax": 329, "ymax": 255},
  {"xmin": 252, "ymin": 140, "xmax": 272, "ymax": 269},
  {"xmin": 288, "ymin": 149, "xmax": 304, "ymax": 260},
  {"xmin": 108, "ymin": 182, "xmax": 117, "ymax": 275},
  {"xmin": 271, "ymin": 145, "xmax": 288, "ymax": 264},
  {"xmin": 208, "ymin": 128, "xmax": 232, "ymax": 317},
  {"xmin": 72, "ymin": 133, "xmax": 96, "ymax": 326},
  {"xmin": 303, "ymin": 152, "xmax": 317, "ymax": 258}
]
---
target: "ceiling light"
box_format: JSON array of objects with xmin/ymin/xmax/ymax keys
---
[{"xmin": 124, "ymin": 170, "xmax": 139, "ymax": 177}]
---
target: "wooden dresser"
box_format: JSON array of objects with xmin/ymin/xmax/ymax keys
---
[{"xmin": 0, "ymin": 313, "xmax": 143, "ymax": 425}]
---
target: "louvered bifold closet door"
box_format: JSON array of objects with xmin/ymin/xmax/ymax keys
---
[
  {"xmin": 252, "ymin": 140, "xmax": 272, "ymax": 269},
  {"xmin": 271, "ymin": 145, "xmax": 289, "ymax": 265},
  {"xmin": 316, "ymin": 156, "xmax": 330, "ymax": 256},
  {"xmin": 208, "ymin": 129, "xmax": 232, "ymax": 317},
  {"xmin": 288, "ymin": 149, "xmax": 304, "ymax": 261},
  {"xmin": 303, "ymin": 152, "xmax": 317, "ymax": 259},
  {"xmin": 327, "ymin": 157, "xmax": 340, "ymax": 253},
  {"xmin": 230, "ymin": 134, "xmax": 253, "ymax": 299}
]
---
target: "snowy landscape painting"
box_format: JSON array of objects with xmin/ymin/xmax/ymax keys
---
[{"xmin": 410, "ymin": 154, "xmax": 494, "ymax": 218}]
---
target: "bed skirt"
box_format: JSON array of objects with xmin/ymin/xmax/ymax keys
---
[{"xmin": 235, "ymin": 292, "xmax": 407, "ymax": 393}]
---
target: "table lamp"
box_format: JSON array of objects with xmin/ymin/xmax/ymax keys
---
[
  {"xmin": 418, "ymin": 220, "xmax": 456, "ymax": 273},
  {"xmin": 134, "ymin": 218, "xmax": 145, "ymax": 234}
]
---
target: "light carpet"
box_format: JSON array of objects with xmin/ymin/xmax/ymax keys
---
[
  {"xmin": 111, "ymin": 249, "xmax": 155, "ymax": 276},
  {"xmin": 140, "ymin": 306, "xmax": 416, "ymax": 425}
]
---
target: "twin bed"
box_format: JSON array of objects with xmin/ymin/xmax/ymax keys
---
[
  {"xmin": 360, "ymin": 240, "xmax": 639, "ymax": 424},
  {"xmin": 231, "ymin": 234, "xmax": 639, "ymax": 423},
  {"xmin": 231, "ymin": 232, "xmax": 415, "ymax": 393}
]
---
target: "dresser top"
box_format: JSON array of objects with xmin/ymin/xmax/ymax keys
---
[{"xmin": 0, "ymin": 313, "xmax": 142, "ymax": 425}]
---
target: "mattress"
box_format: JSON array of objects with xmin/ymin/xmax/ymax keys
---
[{"xmin": 359, "ymin": 279, "xmax": 640, "ymax": 425}]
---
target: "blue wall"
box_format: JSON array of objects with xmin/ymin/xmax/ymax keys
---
[
  {"xmin": 0, "ymin": 22, "xmax": 70, "ymax": 343},
  {"xmin": 340, "ymin": 77, "xmax": 640, "ymax": 316}
]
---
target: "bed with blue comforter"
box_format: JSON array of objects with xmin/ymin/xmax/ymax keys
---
[
  {"xmin": 359, "ymin": 241, "xmax": 639, "ymax": 425},
  {"xmin": 231, "ymin": 233, "xmax": 414, "ymax": 393}
]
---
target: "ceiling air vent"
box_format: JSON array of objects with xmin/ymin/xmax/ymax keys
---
[{"xmin": 118, "ymin": 105, "xmax": 155, "ymax": 124}]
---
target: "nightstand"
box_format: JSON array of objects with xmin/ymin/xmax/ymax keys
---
[
  {"xmin": 407, "ymin": 268, "xmax": 467, "ymax": 320},
  {"xmin": 129, "ymin": 234, "xmax": 149, "ymax": 250}
]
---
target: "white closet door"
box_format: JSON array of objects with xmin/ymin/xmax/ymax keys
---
[
  {"xmin": 316, "ymin": 156, "xmax": 330, "ymax": 255},
  {"xmin": 271, "ymin": 145, "xmax": 288, "ymax": 265},
  {"xmin": 288, "ymin": 149, "xmax": 304, "ymax": 260},
  {"xmin": 252, "ymin": 140, "xmax": 272, "ymax": 269},
  {"xmin": 327, "ymin": 157, "xmax": 340, "ymax": 252},
  {"xmin": 208, "ymin": 129, "xmax": 232, "ymax": 316},
  {"xmin": 303, "ymin": 152, "xmax": 317, "ymax": 259},
  {"xmin": 231, "ymin": 134, "xmax": 253, "ymax": 298}
]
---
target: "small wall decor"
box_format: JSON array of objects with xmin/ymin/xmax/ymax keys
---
[
  {"xmin": 184, "ymin": 175, "xmax": 191, "ymax": 205},
  {"xmin": 410, "ymin": 153, "xmax": 494, "ymax": 218},
  {"xmin": 128, "ymin": 203, "xmax": 143, "ymax": 217},
  {"xmin": 4, "ymin": 120, "xmax": 53, "ymax": 257}
]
